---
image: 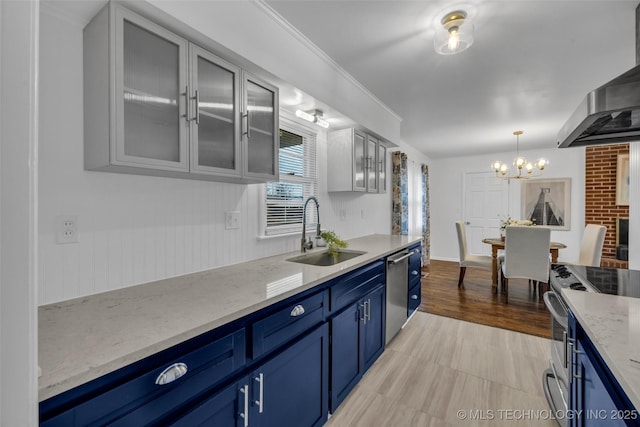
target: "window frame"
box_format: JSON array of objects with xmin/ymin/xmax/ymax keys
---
[{"xmin": 261, "ymin": 115, "xmax": 318, "ymax": 237}]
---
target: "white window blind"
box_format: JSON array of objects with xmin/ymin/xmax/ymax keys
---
[{"xmin": 265, "ymin": 121, "xmax": 317, "ymax": 235}]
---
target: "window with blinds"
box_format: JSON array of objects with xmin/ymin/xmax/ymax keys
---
[{"xmin": 265, "ymin": 123, "xmax": 317, "ymax": 235}]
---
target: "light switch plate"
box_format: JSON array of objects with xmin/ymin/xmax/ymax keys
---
[{"xmin": 225, "ymin": 211, "xmax": 240, "ymax": 229}]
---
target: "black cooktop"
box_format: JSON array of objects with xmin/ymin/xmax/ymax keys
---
[{"xmin": 551, "ymin": 264, "xmax": 640, "ymax": 298}]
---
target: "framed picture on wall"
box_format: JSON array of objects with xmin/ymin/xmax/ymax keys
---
[
  {"xmin": 520, "ymin": 178, "xmax": 571, "ymax": 230},
  {"xmin": 616, "ymin": 153, "xmax": 630, "ymax": 206}
]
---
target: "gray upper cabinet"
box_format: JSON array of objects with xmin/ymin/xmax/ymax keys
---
[
  {"xmin": 189, "ymin": 45, "xmax": 241, "ymax": 178},
  {"xmin": 377, "ymin": 144, "xmax": 387, "ymax": 193},
  {"xmin": 327, "ymin": 128, "xmax": 387, "ymax": 193},
  {"xmin": 84, "ymin": 3, "xmax": 278, "ymax": 183},
  {"xmin": 243, "ymin": 74, "xmax": 279, "ymax": 180},
  {"xmin": 366, "ymin": 135, "xmax": 378, "ymax": 193}
]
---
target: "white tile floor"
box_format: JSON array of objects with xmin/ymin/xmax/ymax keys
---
[{"xmin": 325, "ymin": 312, "xmax": 559, "ymax": 426}]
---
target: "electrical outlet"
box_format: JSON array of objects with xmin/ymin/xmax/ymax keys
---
[
  {"xmin": 225, "ymin": 211, "xmax": 240, "ymax": 229},
  {"xmin": 56, "ymin": 215, "xmax": 78, "ymax": 244}
]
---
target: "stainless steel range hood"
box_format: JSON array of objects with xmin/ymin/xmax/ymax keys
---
[{"xmin": 557, "ymin": 64, "xmax": 640, "ymax": 148}]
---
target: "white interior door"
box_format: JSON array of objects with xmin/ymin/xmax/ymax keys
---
[{"xmin": 463, "ymin": 171, "xmax": 509, "ymax": 256}]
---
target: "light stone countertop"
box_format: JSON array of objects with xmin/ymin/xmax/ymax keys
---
[
  {"xmin": 562, "ymin": 289, "xmax": 640, "ymax": 410},
  {"xmin": 38, "ymin": 234, "xmax": 422, "ymax": 402}
]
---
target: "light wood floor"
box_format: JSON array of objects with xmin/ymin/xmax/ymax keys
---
[{"xmin": 325, "ymin": 312, "xmax": 556, "ymax": 427}]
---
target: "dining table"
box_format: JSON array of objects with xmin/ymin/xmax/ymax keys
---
[{"xmin": 481, "ymin": 237, "xmax": 567, "ymax": 291}]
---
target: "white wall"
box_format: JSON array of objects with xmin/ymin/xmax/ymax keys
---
[
  {"xmin": 430, "ymin": 146, "xmax": 586, "ymax": 263},
  {"xmin": 38, "ymin": 8, "xmax": 401, "ymax": 305},
  {"xmin": 1, "ymin": 0, "xmax": 39, "ymax": 424}
]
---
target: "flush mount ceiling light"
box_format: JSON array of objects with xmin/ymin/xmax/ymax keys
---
[
  {"xmin": 295, "ymin": 109, "xmax": 329, "ymax": 129},
  {"xmin": 491, "ymin": 131, "xmax": 548, "ymax": 180},
  {"xmin": 434, "ymin": 9, "xmax": 474, "ymax": 55}
]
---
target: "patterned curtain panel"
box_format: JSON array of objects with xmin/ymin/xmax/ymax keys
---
[
  {"xmin": 421, "ymin": 164, "xmax": 431, "ymax": 265},
  {"xmin": 391, "ymin": 152, "xmax": 408, "ymax": 235}
]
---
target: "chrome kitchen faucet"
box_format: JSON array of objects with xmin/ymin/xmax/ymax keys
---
[{"xmin": 301, "ymin": 196, "xmax": 321, "ymax": 253}]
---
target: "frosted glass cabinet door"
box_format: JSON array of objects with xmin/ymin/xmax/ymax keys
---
[
  {"xmin": 243, "ymin": 74, "xmax": 278, "ymax": 179},
  {"xmin": 114, "ymin": 8, "xmax": 189, "ymax": 171},
  {"xmin": 366, "ymin": 135, "xmax": 378, "ymax": 193},
  {"xmin": 189, "ymin": 45, "xmax": 241, "ymax": 177},
  {"xmin": 353, "ymin": 131, "xmax": 366, "ymax": 192},
  {"xmin": 378, "ymin": 144, "xmax": 387, "ymax": 193}
]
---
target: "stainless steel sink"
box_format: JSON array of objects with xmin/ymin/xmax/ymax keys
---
[{"xmin": 286, "ymin": 249, "xmax": 366, "ymax": 266}]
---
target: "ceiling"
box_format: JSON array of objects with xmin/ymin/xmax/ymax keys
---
[{"xmin": 265, "ymin": 0, "xmax": 638, "ymax": 158}]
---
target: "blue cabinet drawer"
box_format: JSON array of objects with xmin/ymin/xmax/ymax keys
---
[
  {"xmin": 409, "ymin": 245, "xmax": 422, "ymax": 276},
  {"xmin": 40, "ymin": 329, "xmax": 246, "ymax": 427},
  {"xmin": 408, "ymin": 281, "xmax": 421, "ymax": 316},
  {"xmin": 252, "ymin": 290, "xmax": 328, "ymax": 358},
  {"xmin": 330, "ymin": 260, "xmax": 385, "ymax": 313}
]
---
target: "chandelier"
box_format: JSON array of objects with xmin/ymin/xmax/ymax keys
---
[{"xmin": 491, "ymin": 131, "xmax": 548, "ymax": 180}]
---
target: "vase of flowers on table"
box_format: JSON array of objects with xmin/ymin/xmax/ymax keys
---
[{"xmin": 499, "ymin": 215, "xmax": 534, "ymax": 240}]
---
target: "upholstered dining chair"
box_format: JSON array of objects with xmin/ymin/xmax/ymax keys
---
[
  {"xmin": 455, "ymin": 221, "xmax": 492, "ymax": 287},
  {"xmin": 577, "ymin": 224, "xmax": 607, "ymax": 267},
  {"xmin": 501, "ymin": 226, "xmax": 551, "ymax": 297}
]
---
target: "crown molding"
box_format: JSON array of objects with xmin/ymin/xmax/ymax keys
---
[{"xmin": 251, "ymin": 0, "xmax": 402, "ymax": 123}]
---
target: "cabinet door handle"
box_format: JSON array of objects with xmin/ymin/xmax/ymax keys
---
[
  {"xmin": 194, "ymin": 90, "xmax": 200, "ymax": 125},
  {"xmin": 411, "ymin": 270, "xmax": 419, "ymax": 276},
  {"xmin": 254, "ymin": 373, "xmax": 264, "ymax": 413},
  {"xmin": 365, "ymin": 299, "xmax": 371, "ymax": 322},
  {"xmin": 290, "ymin": 304, "xmax": 305, "ymax": 317},
  {"xmin": 183, "ymin": 85, "xmax": 191, "ymax": 123},
  {"xmin": 243, "ymin": 112, "xmax": 251, "ymax": 138},
  {"xmin": 359, "ymin": 303, "xmax": 366, "ymax": 324},
  {"xmin": 155, "ymin": 362, "xmax": 188, "ymax": 385},
  {"xmin": 239, "ymin": 384, "xmax": 249, "ymax": 427},
  {"xmin": 567, "ymin": 341, "xmax": 574, "ymax": 380},
  {"xmin": 411, "ymin": 294, "xmax": 418, "ymax": 300}
]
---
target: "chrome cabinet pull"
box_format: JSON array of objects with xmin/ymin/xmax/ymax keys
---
[
  {"xmin": 411, "ymin": 294, "xmax": 418, "ymax": 300},
  {"xmin": 155, "ymin": 362, "xmax": 188, "ymax": 385},
  {"xmin": 365, "ymin": 299, "xmax": 371, "ymax": 322},
  {"xmin": 194, "ymin": 90, "xmax": 200, "ymax": 124},
  {"xmin": 243, "ymin": 112, "xmax": 251, "ymax": 138},
  {"xmin": 290, "ymin": 304, "xmax": 305, "ymax": 317},
  {"xmin": 239, "ymin": 384, "xmax": 249, "ymax": 427},
  {"xmin": 254, "ymin": 373, "xmax": 264, "ymax": 413},
  {"xmin": 183, "ymin": 85, "xmax": 190, "ymax": 123},
  {"xmin": 412, "ymin": 270, "xmax": 419, "ymax": 276},
  {"xmin": 359, "ymin": 303, "xmax": 366, "ymax": 324}
]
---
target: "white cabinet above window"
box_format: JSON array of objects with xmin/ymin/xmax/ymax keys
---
[
  {"xmin": 84, "ymin": 3, "xmax": 278, "ymax": 183},
  {"xmin": 327, "ymin": 128, "xmax": 388, "ymax": 193}
]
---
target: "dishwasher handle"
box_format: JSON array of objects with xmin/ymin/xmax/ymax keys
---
[{"xmin": 388, "ymin": 250, "xmax": 415, "ymax": 264}]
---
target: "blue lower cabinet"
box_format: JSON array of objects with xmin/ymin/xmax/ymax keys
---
[
  {"xmin": 255, "ymin": 323, "xmax": 329, "ymax": 427},
  {"xmin": 329, "ymin": 302, "xmax": 361, "ymax": 412},
  {"xmin": 408, "ymin": 281, "xmax": 421, "ymax": 317},
  {"xmin": 40, "ymin": 328, "xmax": 246, "ymax": 426},
  {"xmin": 572, "ymin": 340, "xmax": 627, "ymax": 427},
  {"xmin": 362, "ymin": 285, "xmax": 385, "ymax": 372},
  {"xmin": 171, "ymin": 323, "xmax": 329, "ymax": 427},
  {"xmin": 569, "ymin": 312, "xmax": 639, "ymax": 427},
  {"xmin": 169, "ymin": 378, "xmax": 249, "ymax": 427},
  {"xmin": 330, "ymin": 283, "xmax": 385, "ymax": 412}
]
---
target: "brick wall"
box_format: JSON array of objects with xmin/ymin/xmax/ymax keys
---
[{"xmin": 585, "ymin": 144, "xmax": 629, "ymax": 267}]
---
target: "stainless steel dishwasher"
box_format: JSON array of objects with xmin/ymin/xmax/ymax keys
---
[{"xmin": 386, "ymin": 249, "xmax": 412, "ymax": 344}]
